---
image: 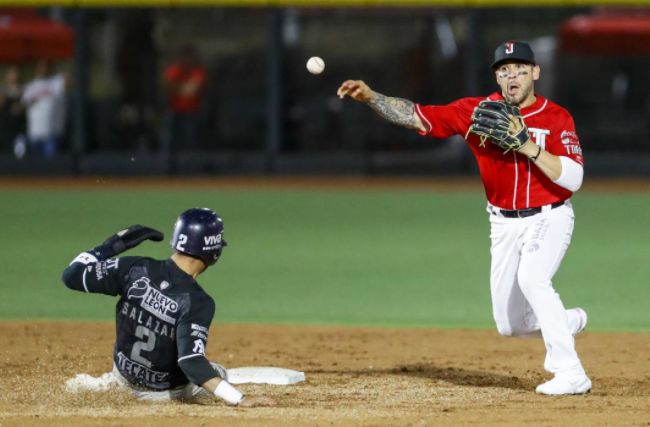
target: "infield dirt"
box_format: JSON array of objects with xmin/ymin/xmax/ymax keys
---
[
  {"xmin": 0, "ymin": 322, "xmax": 648, "ymax": 426},
  {"xmin": 2, "ymin": 177, "xmax": 649, "ymax": 425}
]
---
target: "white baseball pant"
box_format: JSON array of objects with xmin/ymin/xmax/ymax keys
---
[{"xmin": 487, "ymin": 201, "xmax": 586, "ymax": 376}]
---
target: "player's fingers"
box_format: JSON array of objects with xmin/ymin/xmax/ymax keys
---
[
  {"xmin": 337, "ymin": 82, "xmax": 351, "ymax": 97},
  {"xmin": 338, "ymin": 86, "xmax": 353, "ymax": 98},
  {"xmin": 340, "ymin": 85, "xmax": 361, "ymax": 99},
  {"xmin": 337, "ymin": 81, "xmax": 357, "ymax": 98},
  {"xmin": 338, "ymin": 88, "xmax": 352, "ymax": 99},
  {"xmin": 508, "ymin": 114, "xmax": 522, "ymax": 131}
]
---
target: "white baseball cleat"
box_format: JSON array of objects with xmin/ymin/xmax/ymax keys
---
[{"xmin": 536, "ymin": 373, "xmax": 592, "ymax": 395}]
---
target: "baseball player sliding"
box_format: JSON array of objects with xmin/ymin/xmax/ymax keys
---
[
  {"xmin": 338, "ymin": 40, "xmax": 590, "ymax": 395},
  {"xmin": 61, "ymin": 208, "xmax": 275, "ymax": 406}
]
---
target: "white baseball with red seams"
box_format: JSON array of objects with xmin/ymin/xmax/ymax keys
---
[
  {"xmin": 415, "ymin": 92, "xmax": 589, "ymax": 386},
  {"xmin": 306, "ymin": 56, "xmax": 325, "ymax": 75}
]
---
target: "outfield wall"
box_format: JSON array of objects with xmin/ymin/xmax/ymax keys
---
[
  {"xmin": 1, "ymin": 6, "xmax": 648, "ymax": 176},
  {"xmin": 2, "ymin": 151, "xmax": 650, "ymax": 176}
]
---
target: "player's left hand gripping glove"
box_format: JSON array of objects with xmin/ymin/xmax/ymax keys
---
[
  {"xmin": 90, "ymin": 225, "xmax": 164, "ymax": 261},
  {"xmin": 469, "ymin": 100, "xmax": 531, "ymax": 153}
]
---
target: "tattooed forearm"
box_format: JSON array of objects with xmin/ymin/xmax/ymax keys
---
[{"xmin": 368, "ymin": 92, "xmax": 419, "ymax": 129}]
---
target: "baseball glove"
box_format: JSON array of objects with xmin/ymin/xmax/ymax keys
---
[{"xmin": 469, "ymin": 100, "xmax": 530, "ymax": 153}]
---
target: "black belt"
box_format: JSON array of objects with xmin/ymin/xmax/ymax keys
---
[{"xmin": 498, "ymin": 201, "xmax": 565, "ymax": 218}]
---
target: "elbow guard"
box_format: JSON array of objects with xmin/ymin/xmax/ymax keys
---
[
  {"xmin": 553, "ymin": 156, "xmax": 584, "ymax": 192},
  {"xmin": 61, "ymin": 263, "xmax": 91, "ymax": 292},
  {"xmin": 61, "ymin": 252, "xmax": 98, "ymax": 292}
]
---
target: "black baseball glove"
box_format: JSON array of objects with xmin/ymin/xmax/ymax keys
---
[
  {"xmin": 469, "ymin": 100, "xmax": 530, "ymax": 153},
  {"xmin": 91, "ymin": 225, "xmax": 164, "ymax": 260}
]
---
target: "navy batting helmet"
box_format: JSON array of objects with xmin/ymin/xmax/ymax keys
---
[{"xmin": 171, "ymin": 208, "xmax": 228, "ymax": 266}]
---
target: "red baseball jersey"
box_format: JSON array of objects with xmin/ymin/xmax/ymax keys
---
[{"xmin": 415, "ymin": 93, "xmax": 584, "ymax": 210}]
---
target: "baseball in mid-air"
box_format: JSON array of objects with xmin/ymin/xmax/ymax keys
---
[{"xmin": 306, "ymin": 56, "xmax": 325, "ymax": 75}]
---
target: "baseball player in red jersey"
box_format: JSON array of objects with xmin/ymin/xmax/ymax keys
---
[{"xmin": 337, "ymin": 40, "xmax": 590, "ymax": 395}]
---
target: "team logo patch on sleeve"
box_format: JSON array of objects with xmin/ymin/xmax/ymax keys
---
[
  {"xmin": 190, "ymin": 323, "xmax": 209, "ymax": 341},
  {"xmin": 560, "ymin": 130, "xmax": 583, "ymax": 157},
  {"xmin": 561, "ymin": 130, "xmax": 579, "ymax": 145},
  {"xmin": 192, "ymin": 339, "xmax": 205, "ymax": 355},
  {"xmin": 95, "ymin": 259, "xmax": 119, "ymax": 280}
]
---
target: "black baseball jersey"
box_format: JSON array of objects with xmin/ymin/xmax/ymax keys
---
[{"xmin": 63, "ymin": 255, "xmax": 218, "ymax": 390}]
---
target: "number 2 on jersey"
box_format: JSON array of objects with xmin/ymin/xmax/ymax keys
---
[{"xmin": 131, "ymin": 325, "xmax": 156, "ymax": 368}]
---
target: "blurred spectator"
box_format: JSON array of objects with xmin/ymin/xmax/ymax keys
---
[
  {"xmin": 0, "ymin": 66, "xmax": 27, "ymax": 158},
  {"xmin": 21, "ymin": 59, "xmax": 68, "ymax": 159},
  {"xmin": 161, "ymin": 44, "xmax": 207, "ymax": 156}
]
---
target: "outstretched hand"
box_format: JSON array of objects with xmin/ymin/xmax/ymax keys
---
[{"xmin": 337, "ymin": 80, "xmax": 373, "ymax": 102}]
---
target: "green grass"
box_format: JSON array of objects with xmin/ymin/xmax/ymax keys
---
[{"xmin": 1, "ymin": 186, "xmax": 648, "ymax": 331}]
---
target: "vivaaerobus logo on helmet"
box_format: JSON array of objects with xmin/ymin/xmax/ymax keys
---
[{"xmin": 202, "ymin": 233, "xmax": 223, "ymax": 250}]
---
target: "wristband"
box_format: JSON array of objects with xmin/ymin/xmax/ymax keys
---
[
  {"xmin": 529, "ymin": 145, "xmax": 542, "ymax": 162},
  {"xmin": 553, "ymin": 156, "xmax": 584, "ymax": 192},
  {"xmin": 70, "ymin": 252, "xmax": 98, "ymax": 266},
  {"xmin": 214, "ymin": 380, "xmax": 244, "ymax": 405}
]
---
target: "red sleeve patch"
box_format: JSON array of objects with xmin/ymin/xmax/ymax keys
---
[
  {"xmin": 559, "ymin": 129, "xmax": 583, "ymax": 164},
  {"xmin": 561, "ymin": 130, "xmax": 579, "ymax": 145}
]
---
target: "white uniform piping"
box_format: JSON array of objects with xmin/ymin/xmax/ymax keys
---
[
  {"xmin": 512, "ymin": 151, "xmax": 518, "ymax": 209},
  {"xmin": 526, "ymin": 157, "xmax": 532, "ymax": 208},
  {"xmin": 415, "ymin": 104, "xmax": 432, "ymax": 133},
  {"xmin": 82, "ymin": 267, "xmax": 90, "ymax": 293},
  {"xmin": 522, "ymin": 99, "xmax": 548, "ymax": 119},
  {"xmin": 178, "ymin": 353, "xmax": 204, "ymax": 362}
]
